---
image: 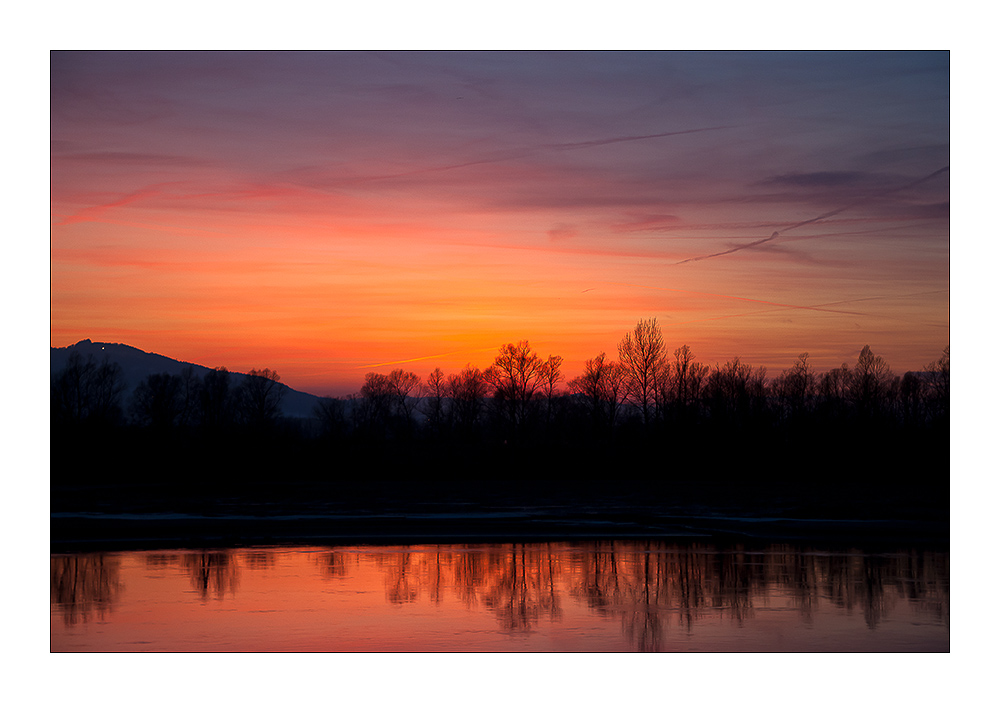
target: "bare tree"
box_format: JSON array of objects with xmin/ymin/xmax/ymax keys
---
[
  {"xmin": 423, "ymin": 367, "xmax": 448, "ymax": 432},
  {"xmin": 773, "ymin": 352, "xmax": 815, "ymax": 418},
  {"xmin": 176, "ymin": 365, "xmax": 201, "ymax": 428},
  {"xmin": 238, "ymin": 368, "xmax": 285, "ymax": 428},
  {"xmin": 899, "ymin": 371, "xmax": 925, "ymax": 427},
  {"xmin": 669, "ymin": 344, "xmax": 708, "ymax": 414},
  {"xmin": 313, "ymin": 396, "xmax": 347, "ymax": 439},
  {"xmin": 923, "ymin": 346, "xmax": 949, "ymax": 423},
  {"xmin": 130, "ymin": 372, "xmax": 183, "ymax": 429},
  {"xmin": 90, "ymin": 358, "xmax": 127, "ymax": 424},
  {"xmin": 706, "ymin": 357, "xmax": 767, "ymax": 423},
  {"xmin": 448, "ymin": 364, "xmax": 488, "ymax": 434},
  {"xmin": 387, "ymin": 368, "xmax": 421, "ymax": 423},
  {"xmin": 851, "ymin": 345, "xmax": 896, "ymax": 419},
  {"xmin": 358, "ymin": 372, "xmax": 394, "ymax": 434},
  {"xmin": 568, "ymin": 351, "xmax": 626, "ymax": 431},
  {"xmin": 51, "ymin": 351, "xmax": 125, "ymax": 427},
  {"xmin": 485, "ymin": 341, "xmax": 547, "ymax": 434},
  {"xmin": 604, "ymin": 358, "xmax": 628, "ymax": 428},
  {"xmin": 617, "ymin": 318, "xmax": 665, "ymax": 425},
  {"xmin": 819, "ymin": 363, "xmax": 852, "ymax": 400},
  {"xmin": 539, "ymin": 354, "xmax": 564, "ymax": 426},
  {"xmin": 817, "ymin": 362, "xmax": 853, "ymax": 420},
  {"xmin": 199, "ymin": 367, "xmax": 235, "ymax": 429}
]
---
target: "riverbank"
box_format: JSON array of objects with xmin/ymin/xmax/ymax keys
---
[{"xmin": 50, "ymin": 478, "xmax": 949, "ymax": 551}]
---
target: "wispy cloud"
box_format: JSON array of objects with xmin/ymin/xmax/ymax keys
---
[
  {"xmin": 547, "ymin": 224, "xmax": 578, "ymax": 242},
  {"xmin": 56, "ymin": 184, "xmax": 172, "ymax": 225},
  {"xmin": 761, "ymin": 171, "xmax": 869, "ymax": 189},
  {"xmin": 53, "ymin": 151, "xmax": 213, "ymax": 168}
]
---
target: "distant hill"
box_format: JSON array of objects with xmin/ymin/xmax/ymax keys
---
[{"xmin": 50, "ymin": 339, "xmax": 324, "ymax": 419}]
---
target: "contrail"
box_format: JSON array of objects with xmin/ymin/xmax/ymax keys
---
[
  {"xmin": 593, "ymin": 280, "xmax": 866, "ymax": 316},
  {"xmin": 547, "ymin": 126, "xmax": 733, "ymax": 151},
  {"xmin": 674, "ymin": 231, "xmax": 780, "ymax": 265},
  {"xmin": 675, "ymin": 165, "xmax": 949, "ymax": 265},
  {"xmin": 777, "ymin": 165, "xmax": 950, "ymax": 235},
  {"xmin": 809, "ymin": 288, "xmax": 949, "ymax": 309},
  {"xmin": 340, "ymin": 126, "xmax": 732, "ymax": 184}
]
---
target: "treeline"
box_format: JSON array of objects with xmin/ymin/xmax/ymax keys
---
[
  {"xmin": 50, "ymin": 319, "xmax": 949, "ymax": 486},
  {"xmin": 51, "ymin": 352, "xmax": 286, "ymax": 431}
]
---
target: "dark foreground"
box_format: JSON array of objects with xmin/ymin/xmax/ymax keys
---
[{"xmin": 51, "ymin": 478, "xmax": 949, "ymax": 552}]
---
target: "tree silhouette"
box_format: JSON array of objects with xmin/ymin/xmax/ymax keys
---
[
  {"xmin": 176, "ymin": 365, "xmax": 201, "ymax": 428},
  {"xmin": 667, "ymin": 344, "xmax": 708, "ymax": 420},
  {"xmin": 50, "ymin": 324, "xmax": 949, "ymax": 490},
  {"xmin": 899, "ymin": 371, "xmax": 925, "ymax": 427},
  {"xmin": 448, "ymin": 364, "xmax": 488, "ymax": 437},
  {"xmin": 130, "ymin": 372, "xmax": 183, "ymax": 429},
  {"xmin": 358, "ymin": 372, "xmax": 395, "ymax": 436},
  {"xmin": 485, "ymin": 340, "xmax": 547, "ymax": 438},
  {"xmin": 387, "ymin": 368, "xmax": 421, "ymax": 424},
  {"xmin": 706, "ymin": 357, "xmax": 767, "ymax": 426},
  {"xmin": 773, "ymin": 352, "xmax": 815, "ymax": 420},
  {"xmin": 51, "ymin": 351, "xmax": 125, "ymax": 427},
  {"xmin": 818, "ymin": 362, "xmax": 853, "ymax": 421},
  {"xmin": 617, "ymin": 318, "xmax": 665, "ymax": 425},
  {"xmin": 923, "ymin": 346, "xmax": 949, "ymax": 424},
  {"xmin": 423, "ymin": 367, "xmax": 448, "ymax": 433},
  {"xmin": 238, "ymin": 367, "xmax": 285, "ymax": 428},
  {"xmin": 539, "ymin": 354, "xmax": 564, "ymax": 427},
  {"xmin": 199, "ymin": 367, "xmax": 235, "ymax": 429},
  {"xmin": 568, "ymin": 351, "xmax": 626, "ymax": 434},
  {"xmin": 851, "ymin": 345, "xmax": 896, "ymax": 420},
  {"xmin": 313, "ymin": 395, "xmax": 348, "ymax": 439}
]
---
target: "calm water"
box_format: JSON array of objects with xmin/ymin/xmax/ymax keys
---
[{"xmin": 51, "ymin": 541, "xmax": 948, "ymax": 652}]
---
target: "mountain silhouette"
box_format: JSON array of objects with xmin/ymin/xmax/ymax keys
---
[{"xmin": 50, "ymin": 339, "xmax": 323, "ymax": 418}]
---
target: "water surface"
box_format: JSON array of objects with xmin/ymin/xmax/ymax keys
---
[{"xmin": 51, "ymin": 541, "xmax": 948, "ymax": 652}]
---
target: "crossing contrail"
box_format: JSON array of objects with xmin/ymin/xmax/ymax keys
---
[
  {"xmin": 675, "ymin": 165, "xmax": 949, "ymax": 265},
  {"xmin": 674, "ymin": 231, "xmax": 781, "ymax": 265}
]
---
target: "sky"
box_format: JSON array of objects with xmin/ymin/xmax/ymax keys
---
[{"xmin": 50, "ymin": 50, "xmax": 950, "ymax": 396}]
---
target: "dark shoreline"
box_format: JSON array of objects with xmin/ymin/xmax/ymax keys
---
[{"xmin": 51, "ymin": 478, "xmax": 949, "ymax": 552}]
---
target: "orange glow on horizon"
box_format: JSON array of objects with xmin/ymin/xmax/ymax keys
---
[{"xmin": 50, "ymin": 52, "xmax": 949, "ymax": 397}]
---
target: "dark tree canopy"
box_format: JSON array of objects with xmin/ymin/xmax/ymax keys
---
[{"xmin": 51, "ymin": 327, "xmax": 948, "ymax": 489}]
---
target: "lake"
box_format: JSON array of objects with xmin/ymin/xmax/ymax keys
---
[{"xmin": 50, "ymin": 541, "xmax": 948, "ymax": 652}]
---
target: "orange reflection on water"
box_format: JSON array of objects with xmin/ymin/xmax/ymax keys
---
[{"xmin": 51, "ymin": 542, "xmax": 949, "ymax": 652}]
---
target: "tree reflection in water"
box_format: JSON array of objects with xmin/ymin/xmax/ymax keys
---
[
  {"xmin": 51, "ymin": 542, "xmax": 948, "ymax": 651},
  {"xmin": 51, "ymin": 554, "xmax": 124, "ymax": 626},
  {"xmin": 181, "ymin": 550, "xmax": 239, "ymax": 600},
  {"xmin": 316, "ymin": 550, "xmax": 353, "ymax": 579},
  {"xmin": 367, "ymin": 542, "xmax": 947, "ymax": 648},
  {"xmin": 478, "ymin": 544, "xmax": 562, "ymax": 631},
  {"xmin": 370, "ymin": 545, "xmax": 562, "ymax": 625}
]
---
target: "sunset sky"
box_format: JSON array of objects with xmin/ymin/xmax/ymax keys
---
[{"xmin": 50, "ymin": 51, "xmax": 949, "ymax": 396}]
